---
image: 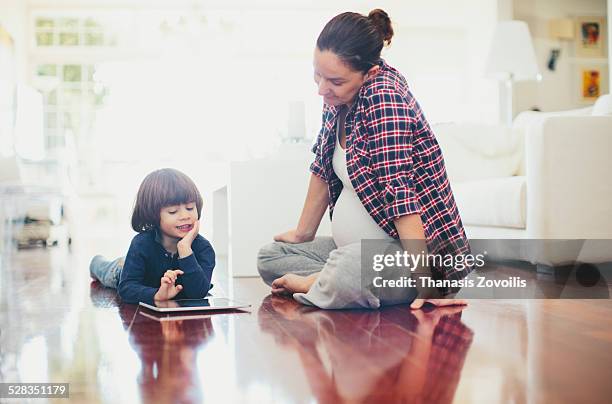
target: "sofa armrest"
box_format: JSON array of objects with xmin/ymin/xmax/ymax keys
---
[{"xmin": 525, "ymin": 115, "xmax": 612, "ymax": 238}]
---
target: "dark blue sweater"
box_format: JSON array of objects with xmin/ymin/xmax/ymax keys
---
[{"xmin": 117, "ymin": 229, "xmax": 215, "ymax": 305}]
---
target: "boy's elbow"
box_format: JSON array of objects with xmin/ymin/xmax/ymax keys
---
[
  {"xmin": 118, "ymin": 292, "xmax": 140, "ymax": 305},
  {"xmin": 117, "ymin": 282, "xmax": 136, "ymax": 304},
  {"xmin": 117, "ymin": 287, "xmax": 130, "ymax": 303},
  {"xmin": 117, "ymin": 280, "xmax": 126, "ymax": 298}
]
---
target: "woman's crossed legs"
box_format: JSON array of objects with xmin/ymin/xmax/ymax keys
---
[{"xmin": 257, "ymin": 237, "xmax": 422, "ymax": 309}]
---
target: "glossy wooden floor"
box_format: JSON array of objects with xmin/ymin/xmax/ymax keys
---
[{"xmin": 1, "ymin": 244, "xmax": 612, "ymax": 404}]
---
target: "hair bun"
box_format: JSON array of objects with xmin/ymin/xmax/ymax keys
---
[{"xmin": 368, "ymin": 9, "xmax": 393, "ymax": 46}]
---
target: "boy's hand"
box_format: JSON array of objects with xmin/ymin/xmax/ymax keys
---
[
  {"xmin": 177, "ymin": 220, "xmax": 200, "ymax": 258},
  {"xmin": 154, "ymin": 269, "xmax": 185, "ymax": 301}
]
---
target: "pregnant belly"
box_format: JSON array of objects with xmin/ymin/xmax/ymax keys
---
[{"xmin": 332, "ymin": 188, "xmax": 391, "ymax": 248}]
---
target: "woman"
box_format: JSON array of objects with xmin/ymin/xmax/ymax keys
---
[{"xmin": 257, "ymin": 10, "xmax": 471, "ymax": 309}]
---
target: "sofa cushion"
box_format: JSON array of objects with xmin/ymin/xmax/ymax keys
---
[
  {"xmin": 452, "ymin": 176, "xmax": 526, "ymax": 229},
  {"xmin": 433, "ymin": 123, "xmax": 523, "ymax": 183}
]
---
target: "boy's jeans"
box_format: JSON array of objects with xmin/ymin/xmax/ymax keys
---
[{"xmin": 89, "ymin": 256, "xmax": 124, "ymax": 288}]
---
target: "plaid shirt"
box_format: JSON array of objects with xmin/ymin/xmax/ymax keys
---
[{"xmin": 310, "ymin": 60, "xmax": 472, "ymax": 290}]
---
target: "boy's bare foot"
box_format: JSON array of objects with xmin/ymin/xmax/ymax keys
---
[{"xmin": 271, "ymin": 273, "xmax": 317, "ymax": 295}]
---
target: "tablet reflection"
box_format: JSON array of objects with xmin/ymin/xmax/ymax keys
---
[
  {"xmin": 118, "ymin": 304, "xmax": 215, "ymax": 404},
  {"xmin": 258, "ymin": 296, "xmax": 474, "ymax": 403}
]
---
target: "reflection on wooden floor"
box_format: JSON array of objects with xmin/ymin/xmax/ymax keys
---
[{"xmin": 1, "ymin": 246, "xmax": 612, "ymax": 403}]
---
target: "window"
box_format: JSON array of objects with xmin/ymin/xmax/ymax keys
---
[
  {"xmin": 31, "ymin": 13, "xmax": 118, "ymax": 155},
  {"xmin": 35, "ymin": 62, "xmax": 107, "ymax": 150},
  {"xmin": 34, "ymin": 16, "xmax": 118, "ymax": 47}
]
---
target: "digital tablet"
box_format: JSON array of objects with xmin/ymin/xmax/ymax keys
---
[{"xmin": 139, "ymin": 297, "xmax": 250, "ymax": 312}]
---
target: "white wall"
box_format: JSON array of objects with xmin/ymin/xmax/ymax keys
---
[
  {"xmin": 0, "ymin": 0, "xmax": 28, "ymax": 156},
  {"xmin": 513, "ymin": 0, "xmax": 608, "ymax": 113},
  {"xmin": 375, "ymin": 0, "xmax": 503, "ymax": 124},
  {"xmin": 0, "ymin": 0, "xmax": 27, "ymax": 83}
]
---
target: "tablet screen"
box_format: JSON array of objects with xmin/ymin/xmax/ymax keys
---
[
  {"xmin": 176, "ymin": 298, "xmax": 239, "ymax": 308},
  {"xmin": 175, "ymin": 299, "xmax": 213, "ymax": 308}
]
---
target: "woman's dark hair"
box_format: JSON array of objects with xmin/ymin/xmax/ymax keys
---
[
  {"xmin": 316, "ymin": 9, "xmax": 394, "ymax": 73},
  {"xmin": 131, "ymin": 168, "xmax": 203, "ymax": 232}
]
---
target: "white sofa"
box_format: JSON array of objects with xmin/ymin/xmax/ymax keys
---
[{"xmin": 435, "ymin": 95, "xmax": 612, "ymax": 266}]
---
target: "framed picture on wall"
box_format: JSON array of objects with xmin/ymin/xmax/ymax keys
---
[
  {"xmin": 575, "ymin": 16, "xmax": 607, "ymax": 58},
  {"xmin": 576, "ymin": 65, "xmax": 609, "ymax": 104}
]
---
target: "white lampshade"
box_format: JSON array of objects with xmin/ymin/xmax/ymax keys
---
[{"xmin": 485, "ymin": 21, "xmax": 540, "ymax": 81}]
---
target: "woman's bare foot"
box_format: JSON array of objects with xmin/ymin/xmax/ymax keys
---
[{"xmin": 271, "ymin": 273, "xmax": 317, "ymax": 295}]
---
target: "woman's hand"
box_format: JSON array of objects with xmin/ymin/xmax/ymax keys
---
[
  {"xmin": 274, "ymin": 229, "xmax": 314, "ymax": 244},
  {"xmin": 154, "ymin": 269, "xmax": 185, "ymax": 301},
  {"xmin": 177, "ymin": 220, "xmax": 199, "ymax": 258}
]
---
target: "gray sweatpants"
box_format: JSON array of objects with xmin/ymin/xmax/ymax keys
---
[{"xmin": 257, "ymin": 237, "xmax": 437, "ymax": 309}]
